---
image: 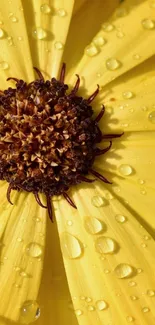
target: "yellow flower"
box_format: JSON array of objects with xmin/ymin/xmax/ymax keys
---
[{"xmin": 0, "ymin": 0, "xmax": 155, "ymax": 325}]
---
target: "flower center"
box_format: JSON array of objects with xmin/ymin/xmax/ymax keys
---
[{"xmin": 0, "ymin": 64, "xmax": 123, "ymax": 221}]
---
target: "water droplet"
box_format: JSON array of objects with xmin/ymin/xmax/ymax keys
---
[
  {"xmin": 54, "ymin": 41, "xmax": 64, "ymax": 50},
  {"xmin": 122, "ymin": 91, "xmax": 134, "ymax": 99},
  {"xmin": 91, "ymin": 196, "xmax": 107, "ymax": 207},
  {"xmin": 126, "ymin": 316, "xmax": 134, "ymax": 322},
  {"xmin": 129, "ymin": 281, "xmax": 136, "ymax": 287},
  {"xmin": 19, "ymin": 300, "xmax": 40, "ymax": 324},
  {"xmin": 75, "ymin": 309, "xmax": 83, "ymax": 316},
  {"xmin": 147, "ymin": 289, "xmax": 155, "ymax": 297},
  {"xmin": 17, "ymin": 237, "xmax": 23, "ymax": 242},
  {"xmin": 116, "ymin": 8, "xmax": 128, "ymax": 17},
  {"xmin": 80, "ymin": 296, "xmax": 86, "ymax": 300},
  {"xmin": 32, "ymin": 216, "xmax": 41, "ymax": 223},
  {"xmin": 95, "ymin": 236, "xmax": 117, "ymax": 254},
  {"xmin": 40, "ymin": 4, "xmax": 51, "ymax": 14},
  {"xmin": 115, "ymin": 214, "xmax": 126, "ymax": 223},
  {"xmin": 141, "ymin": 242, "xmax": 147, "ymax": 248},
  {"xmin": 7, "ymin": 36, "xmax": 14, "ymax": 46},
  {"xmin": 17, "ymin": 36, "xmax": 23, "ymax": 41},
  {"xmin": 85, "ymin": 44, "xmax": 99, "ymax": 57},
  {"xmin": 14, "ymin": 283, "xmax": 21, "ymax": 288},
  {"xmin": 130, "ymin": 295, "xmax": 138, "ymax": 301},
  {"xmin": 0, "ymin": 28, "xmax": 4, "ymax": 38},
  {"xmin": 66, "ymin": 220, "xmax": 73, "ymax": 226},
  {"xmin": 0, "ymin": 21, "xmax": 3, "ymax": 25},
  {"xmin": 25, "ymin": 242, "xmax": 43, "ymax": 258},
  {"xmin": 93, "ymin": 36, "xmax": 106, "ymax": 46},
  {"xmin": 138, "ymin": 179, "xmax": 145, "ymax": 185},
  {"xmin": 86, "ymin": 297, "xmax": 92, "ymax": 302},
  {"xmin": 118, "ymin": 164, "xmax": 133, "ymax": 176},
  {"xmin": 148, "ymin": 111, "xmax": 155, "ymax": 123},
  {"xmin": 104, "ymin": 191, "xmax": 113, "ymax": 200},
  {"xmin": 143, "ymin": 235, "xmax": 150, "ymax": 240},
  {"xmin": 0, "ymin": 61, "xmax": 9, "ymax": 70},
  {"xmin": 19, "ymin": 271, "xmax": 30, "ymax": 278},
  {"xmin": 104, "ymin": 268, "xmax": 110, "ymax": 274},
  {"xmin": 116, "ymin": 31, "xmax": 125, "ymax": 38},
  {"xmin": 14, "ymin": 266, "xmax": 21, "ymax": 272},
  {"xmin": 102, "ymin": 22, "xmax": 114, "ymax": 32},
  {"xmin": 96, "ymin": 300, "xmax": 108, "ymax": 310},
  {"xmin": 142, "ymin": 307, "xmax": 150, "ymax": 313},
  {"xmin": 56, "ymin": 8, "xmax": 67, "ymax": 17},
  {"xmin": 140, "ymin": 189, "xmax": 146, "ymax": 195},
  {"xmin": 32, "ymin": 27, "xmax": 47, "ymax": 40},
  {"xmin": 84, "ymin": 217, "xmax": 104, "ymax": 234},
  {"xmin": 142, "ymin": 19, "xmax": 155, "ymax": 29},
  {"xmin": 61, "ymin": 233, "xmax": 82, "ymax": 259},
  {"xmin": 9, "ymin": 15, "xmax": 18, "ymax": 23},
  {"xmin": 137, "ymin": 268, "xmax": 143, "ymax": 273},
  {"xmin": 106, "ymin": 58, "xmax": 121, "ymax": 70},
  {"xmin": 133, "ymin": 54, "xmax": 141, "ymax": 60},
  {"xmin": 87, "ymin": 305, "xmax": 95, "ymax": 311},
  {"xmin": 114, "ymin": 263, "xmax": 134, "ymax": 278}
]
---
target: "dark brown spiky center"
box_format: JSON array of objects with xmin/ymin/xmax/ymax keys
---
[{"xmin": 0, "ymin": 64, "xmax": 123, "ymax": 221}]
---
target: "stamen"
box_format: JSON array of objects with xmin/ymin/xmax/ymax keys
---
[
  {"xmin": 87, "ymin": 85, "xmax": 99, "ymax": 104},
  {"xmin": 63, "ymin": 192, "xmax": 77, "ymax": 209},
  {"xmin": 95, "ymin": 105, "xmax": 105, "ymax": 123},
  {"xmin": 78, "ymin": 175, "xmax": 96, "ymax": 183},
  {"xmin": 89, "ymin": 169, "xmax": 112, "ymax": 184},
  {"xmin": 71, "ymin": 74, "xmax": 80, "ymax": 95},
  {"xmin": 59, "ymin": 63, "xmax": 66, "ymax": 83},
  {"xmin": 46, "ymin": 195, "xmax": 53, "ymax": 222},
  {"xmin": 33, "ymin": 67, "xmax": 44, "ymax": 80},
  {"xmin": 6, "ymin": 77, "xmax": 19, "ymax": 83},
  {"xmin": 102, "ymin": 132, "xmax": 124, "ymax": 139},
  {"xmin": 95, "ymin": 141, "xmax": 112, "ymax": 156},
  {"xmin": 7, "ymin": 183, "xmax": 13, "ymax": 205},
  {"xmin": 34, "ymin": 192, "xmax": 47, "ymax": 209}
]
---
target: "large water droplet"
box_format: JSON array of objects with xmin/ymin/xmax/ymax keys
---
[
  {"xmin": 96, "ymin": 300, "xmax": 108, "ymax": 310},
  {"xmin": 61, "ymin": 233, "xmax": 82, "ymax": 259},
  {"xmin": 115, "ymin": 214, "xmax": 126, "ymax": 223},
  {"xmin": 106, "ymin": 58, "xmax": 121, "ymax": 70},
  {"xmin": 56, "ymin": 8, "xmax": 67, "ymax": 17},
  {"xmin": 114, "ymin": 263, "xmax": 134, "ymax": 278},
  {"xmin": 32, "ymin": 27, "xmax": 47, "ymax": 40},
  {"xmin": 54, "ymin": 41, "xmax": 64, "ymax": 50},
  {"xmin": 19, "ymin": 300, "xmax": 40, "ymax": 324},
  {"xmin": 147, "ymin": 289, "xmax": 155, "ymax": 297},
  {"xmin": 91, "ymin": 196, "xmax": 107, "ymax": 207},
  {"xmin": 118, "ymin": 164, "xmax": 133, "ymax": 176},
  {"xmin": 102, "ymin": 22, "xmax": 114, "ymax": 32},
  {"xmin": 25, "ymin": 242, "xmax": 43, "ymax": 258},
  {"xmin": 142, "ymin": 19, "xmax": 155, "ymax": 29},
  {"xmin": 126, "ymin": 316, "xmax": 134, "ymax": 322},
  {"xmin": 148, "ymin": 111, "xmax": 155, "ymax": 123},
  {"xmin": 122, "ymin": 91, "xmax": 134, "ymax": 99},
  {"xmin": 0, "ymin": 28, "xmax": 4, "ymax": 38},
  {"xmin": 84, "ymin": 217, "xmax": 104, "ymax": 234},
  {"xmin": 0, "ymin": 61, "xmax": 9, "ymax": 70},
  {"xmin": 93, "ymin": 36, "xmax": 106, "ymax": 46},
  {"xmin": 40, "ymin": 4, "xmax": 51, "ymax": 14},
  {"xmin": 85, "ymin": 44, "xmax": 99, "ymax": 57},
  {"xmin": 142, "ymin": 307, "xmax": 150, "ymax": 313},
  {"xmin": 95, "ymin": 236, "xmax": 118, "ymax": 254}
]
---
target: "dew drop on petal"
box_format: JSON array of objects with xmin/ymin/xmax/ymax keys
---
[
  {"xmin": 93, "ymin": 36, "xmax": 106, "ymax": 46},
  {"xmin": 116, "ymin": 8, "xmax": 128, "ymax": 17},
  {"xmin": 115, "ymin": 214, "xmax": 127, "ymax": 223},
  {"xmin": 0, "ymin": 28, "xmax": 4, "ymax": 38},
  {"xmin": 128, "ymin": 281, "xmax": 137, "ymax": 287},
  {"xmin": 84, "ymin": 217, "xmax": 104, "ymax": 234},
  {"xmin": 148, "ymin": 111, "xmax": 155, "ymax": 123},
  {"xmin": 40, "ymin": 4, "xmax": 51, "ymax": 14},
  {"xmin": 54, "ymin": 41, "xmax": 64, "ymax": 50},
  {"xmin": 106, "ymin": 58, "xmax": 121, "ymax": 70},
  {"xmin": 25, "ymin": 242, "xmax": 43, "ymax": 258},
  {"xmin": 9, "ymin": 15, "xmax": 18, "ymax": 23},
  {"xmin": 133, "ymin": 54, "xmax": 141, "ymax": 60},
  {"xmin": 126, "ymin": 316, "xmax": 134, "ymax": 322},
  {"xmin": 7, "ymin": 36, "xmax": 13, "ymax": 46},
  {"xmin": 32, "ymin": 27, "xmax": 47, "ymax": 40},
  {"xmin": 95, "ymin": 236, "xmax": 117, "ymax": 254},
  {"xmin": 86, "ymin": 297, "xmax": 92, "ymax": 302},
  {"xmin": 75, "ymin": 309, "xmax": 83, "ymax": 316},
  {"xmin": 61, "ymin": 232, "xmax": 82, "ymax": 259},
  {"xmin": 138, "ymin": 179, "xmax": 145, "ymax": 185},
  {"xmin": 142, "ymin": 307, "xmax": 150, "ymax": 313},
  {"xmin": 85, "ymin": 44, "xmax": 99, "ymax": 57},
  {"xmin": 137, "ymin": 268, "xmax": 143, "ymax": 273},
  {"xmin": 19, "ymin": 300, "xmax": 40, "ymax": 324},
  {"xmin": 19, "ymin": 271, "xmax": 30, "ymax": 278},
  {"xmin": 87, "ymin": 305, "xmax": 95, "ymax": 311},
  {"xmin": 114, "ymin": 263, "xmax": 134, "ymax": 278},
  {"xmin": 96, "ymin": 300, "xmax": 108, "ymax": 311},
  {"xmin": 147, "ymin": 289, "xmax": 155, "ymax": 297},
  {"xmin": 56, "ymin": 8, "xmax": 67, "ymax": 17},
  {"xmin": 0, "ymin": 61, "xmax": 9, "ymax": 70},
  {"xmin": 66, "ymin": 220, "xmax": 73, "ymax": 226},
  {"xmin": 91, "ymin": 196, "xmax": 107, "ymax": 207},
  {"xmin": 17, "ymin": 36, "xmax": 23, "ymax": 41},
  {"xmin": 118, "ymin": 164, "xmax": 133, "ymax": 176},
  {"xmin": 116, "ymin": 31, "xmax": 125, "ymax": 38},
  {"xmin": 102, "ymin": 22, "xmax": 114, "ymax": 32},
  {"xmin": 32, "ymin": 216, "xmax": 41, "ymax": 223},
  {"xmin": 122, "ymin": 91, "xmax": 134, "ymax": 99},
  {"xmin": 130, "ymin": 295, "xmax": 138, "ymax": 301},
  {"xmin": 142, "ymin": 19, "xmax": 155, "ymax": 29},
  {"xmin": 104, "ymin": 191, "xmax": 113, "ymax": 200}
]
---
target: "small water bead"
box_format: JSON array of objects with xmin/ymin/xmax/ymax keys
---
[
  {"xmin": 0, "ymin": 61, "xmax": 9, "ymax": 70},
  {"xmin": 116, "ymin": 8, "xmax": 128, "ymax": 17},
  {"xmin": 142, "ymin": 307, "xmax": 150, "ymax": 313},
  {"xmin": 133, "ymin": 54, "xmax": 141, "ymax": 60},
  {"xmin": 84, "ymin": 217, "xmax": 104, "ymax": 234},
  {"xmin": 32, "ymin": 27, "xmax": 47, "ymax": 40},
  {"xmin": 7, "ymin": 36, "xmax": 13, "ymax": 46},
  {"xmin": 122, "ymin": 91, "xmax": 134, "ymax": 99},
  {"xmin": 147, "ymin": 289, "xmax": 155, "ymax": 297},
  {"xmin": 61, "ymin": 233, "xmax": 82, "ymax": 259},
  {"xmin": 116, "ymin": 31, "xmax": 125, "ymax": 38},
  {"xmin": 106, "ymin": 58, "xmax": 121, "ymax": 70},
  {"xmin": 10, "ymin": 16, "xmax": 18, "ymax": 23},
  {"xmin": 143, "ymin": 235, "xmax": 150, "ymax": 240},
  {"xmin": 95, "ymin": 236, "xmax": 117, "ymax": 254},
  {"xmin": 118, "ymin": 164, "xmax": 133, "ymax": 176},
  {"xmin": 85, "ymin": 44, "xmax": 99, "ymax": 57},
  {"xmin": 0, "ymin": 28, "xmax": 4, "ymax": 38},
  {"xmin": 148, "ymin": 111, "xmax": 155, "ymax": 123},
  {"xmin": 19, "ymin": 300, "xmax": 40, "ymax": 324},
  {"xmin": 115, "ymin": 214, "xmax": 126, "ymax": 223},
  {"xmin": 54, "ymin": 41, "xmax": 64, "ymax": 50},
  {"xmin": 140, "ymin": 189, "xmax": 146, "ymax": 195},
  {"xmin": 137, "ymin": 268, "xmax": 143, "ymax": 274},
  {"xmin": 126, "ymin": 316, "xmax": 134, "ymax": 322},
  {"xmin": 129, "ymin": 281, "xmax": 137, "ymax": 287},
  {"xmin": 0, "ymin": 21, "xmax": 3, "ymax": 25},
  {"xmin": 40, "ymin": 4, "xmax": 51, "ymax": 14},
  {"xmin": 104, "ymin": 269, "xmax": 110, "ymax": 274},
  {"xmin": 138, "ymin": 179, "xmax": 145, "ymax": 185},
  {"xmin": 91, "ymin": 196, "xmax": 107, "ymax": 207},
  {"xmin": 130, "ymin": 295, "xmax": 138, "ymax": 301},
  {"xmin": 86, "ymin": 297, "xmax": 92, "ymax": 303},
  {"xmin": 87, "ymin": 305, "xmax": 95, "ymax": 311},
  {"xmin": 25, "ymin": 242, "xmax": 43, "ymax": 258},
  {"xmin": 17, "ymin": 36, "xmax": 23, "ymax": 41},
  {"xmin": 104, "ymin": 191, "xmax": 113, "ymax": 200},
  {"xmin": 142, "ymin": 19, "xmax": 155, "ymax": 30},
  {"xmin": 14, "ymin": 266, "xmax": 21, "ymax": 272},
  {"xmin": 102, "ymin": 22, "xmax": 114, "ymax": 32},
  {"xmin": 75, "ymin": 309, "xmax": 83, "ymax": 316},
  {"xmin": 20, "ymin": 271, "xmax": 30, "ymax": 278},
  {"xmin": 66, "ymin": 220, "xmax": 73, "ymax": 226},
  {"xmin": 80, "ymin": 296, "xmax": 86, "ymax": 300},
  {"xmin": 17, "ymin": 237, "xmax": 23, "ymax": 242},
  {"xmin": 93, "ymin": 36, "xmax": 106, "ymax": 46},
  {"xmin": 141, "ymin": 243, "xmax": 147, "ymax": 248},
  {"xmin": 96, "ymin": 300, "xmax": 108, "ymax": 310},
  {"xmin": 14, "ymin": 283, "xmax": 21, "ymax": 288},
  {"xmin": 32, "ymin": 216, "xmax": 41, "ymax": 223},
  {"xmin": 114, "ymin": 264, "xmax": 134, "ymax": 279},
  {"xmin": 56, "ymin": 8, "xmax": 67, "ymax": 17}
]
